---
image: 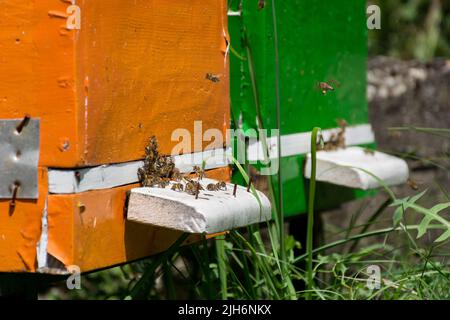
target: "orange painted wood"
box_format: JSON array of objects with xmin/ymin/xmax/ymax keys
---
[
  {"xmin": 76, "ymin": 0, "xmax": 230, "ymax": 165},
  {"xmin": 0, "ymin": 0, "xmax": 229, "ymax": 167},
  {"xmin": 0, "ymin": 169, "xmax": 48, "ymax": 272},
  {"xmin": 0, "ymin": 0, "xmax": 230, "ymax": 273},
  {"xmin": 0, "ymin": 1, "xmax": 78, "ymax": 167},
  {"xmin": 46, "ymin": 167, "xmax": 230, "ymax": 272},
  {"xmin": 0, "ymin": 167, "xmax": 229, "ymax": 273}
]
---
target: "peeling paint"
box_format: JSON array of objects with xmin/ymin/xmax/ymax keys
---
[{"xmin": 37, "ymin": 198, "xmax": 48, "ymax": 269}]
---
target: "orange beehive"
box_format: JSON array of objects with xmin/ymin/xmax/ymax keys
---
[{"xmin": 0, "ymin": 0, "xmax": 230, "ymax": 273}]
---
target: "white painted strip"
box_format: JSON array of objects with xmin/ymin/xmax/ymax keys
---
[
  {"xmin": 48, "ymin": 124, "xmax": 375, "ymax": 194},
  {"xmin": 48, "ymin": 148, "xmax": 232, "ymax": 194},
  {"xmin": 247, "ymin": 124, "xmax": 375, "ymax": 161},
  {"xmin": 227, "ymin": 10, "xmax": 241, "ymax": 16}
]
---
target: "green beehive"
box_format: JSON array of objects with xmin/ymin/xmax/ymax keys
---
[{"xmin": 229, "ymin": 0, "xmax": 376, "ymax": 217}]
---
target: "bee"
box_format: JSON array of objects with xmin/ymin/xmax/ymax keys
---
[
  {"xmin": 171, "ymin": 168, "xmax": 183, "ymax": 181},
  {"xmin": 258, "ymin": 0, "xmax": 265, "ymax": 10},
  {"xmin": 319, "ymin": 119, "xmax": 347, "ymax": 151},
  {"xmin": 171, "ymin": 183, "xmax": 184, "ymax": 192},
  {"xmin": 193, "ymin": 165, "xmax": 206, "ymax": 180},
  {"xmin": 337, "ymin": 118, "xmax": 348, "ymax": 130},
  {"xmin": 363, "ymin": 148, "xmax": 375, "ymax": 155},
  {"xmin": 335, "ymin": 119, "xmax": 347, "ymax": 148},
  {"xmin": 148, "ymin": 176, "xmax": 169, "ymax": 188},
  {"xmin": 185, "ymin": 182, "xmax": 196, "ymax": 195},
  {"xmin": 156, "ymin": 156, "xmax": 175, "ymax": 178},
  {"xmin": 141, "ymin": 176, "xmax": 152, "ymax": 187},
  {"xmin": 388, "ymin": 130, "xmax": 402, "ymax": 139},
  {"xmin": 137, "ymin": 167, "xmax": 146, "ymax": 182},
  {"xmin": 206, "ymin": 73, "xmax": 220, "ymax": 83},
  {"xmin": 185, "ymin": 181, "xmax": 199, "ymax": 195},
  {"xmin": 206, "ymin": 181, "xmax": 227, "ymax": 191},
  {"xmin": 407, "ymin": 178, "xmax": 419, "ymax": 191},
  {"xmin": 317, "ymin": 79, "xmax": 340, "ymax": 95},
  {"xmin": 185, "ymin": 181, "xmax": 204, "ymax": 196},
  {"xmin": 157, "ymin": 179, "xmax": 170, "ymax": 188},
  {"xmin": 144, "ymin": 136, "xmax": 159, "ymax": 164}
]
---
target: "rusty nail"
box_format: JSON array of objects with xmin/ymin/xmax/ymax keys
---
[
  {"xmin": 16, "ymin": 114, "xmax": 31, "ymax": 134},
  {"xmin": 247, "ymin": 177, "xmax": 252, "ymax": 192},
  {"xmin": 195, "ymin": 182, "xmax": 200, "ymax": 199},
  {"xmin": 75, "ymin": 171, "xmax": 81, "ymax": 184},
  {"xmin": 9, "ymin": 182, "xmax": 20, "ymax": 214}
]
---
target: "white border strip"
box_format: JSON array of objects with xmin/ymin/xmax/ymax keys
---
[
  {"xmin": 227, "ymin": 10, "xmax": 241, "ymax": 17},
  {"xmin": 247, "ymin": 124, "xmax": 375, "ymax": 161},
  {"xmin": 48, "ymin": 124, "xmax": 375, "ymax": 194},
  {"xmin": 48, "ymin": 148, "xmax": 231, "ymax": 194}
]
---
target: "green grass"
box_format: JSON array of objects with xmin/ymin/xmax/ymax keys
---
[
  {"xmin": 55, "ymin": 166, "xmax": 449, "ymax": 300},
  {"xmin": 57, "ymin": 131, "xmax": 448, "ymax": 300}
]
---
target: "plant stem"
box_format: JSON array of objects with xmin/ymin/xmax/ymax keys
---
[
  {"xmin": 270, "ymin": 0, "xmax": 286, "ymax": 270},
  {"xmin": 306, "ymin": 127, "xmax": 320, "ymax": 299},
  {"xmin": 215, "ymin": 235, "xmax": 228, "ymax": 300},
  {"xmin": 130, "ymin": 233, "xmax": 189, "ymax": 299}
]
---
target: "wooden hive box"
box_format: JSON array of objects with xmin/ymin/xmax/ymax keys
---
[{"xmin": 0, "ymin": 0, "xmax": 230, "ymax": 273}]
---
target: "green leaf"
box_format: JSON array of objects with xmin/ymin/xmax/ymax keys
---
[
  {"xmin": 408, "ymin": 189, "xmax": 428, "ymax": 206},
  {"xmin": 417, "ymin": 215, "xmax": 434, "ymax": 239},
  {"xmin": 435, "ymin": 229, "xmax": 450, "ymax": 243},
  {"xmin": 430, "ymin": 202, "xmax": 450, "ymax": 214},
  {"xmin": 393, "ymin": 206, "xmax": 404, "ymax": 225},
  {"xmin": 390, "ymin": 191, "xmax": 450, "ymax": 243}
]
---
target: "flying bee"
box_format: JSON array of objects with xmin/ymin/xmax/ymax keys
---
[
  {"xmin": 206, "ymin": 73, "xmax": 220, "ymax": 83},
  {"xmin": 317, "ymin": 79, "xmax": 341, "ymax": 95},
  {"xmin": 258, "ymin": 0, "xmax": 265, "ymax": 10},
  {"xmin": 388, "ymin": 130, "xmax": 402, "ymax": 139},
  {"xmin": 171, "ymin": 183, "xmax": 184, "ymax": 192},
  {"xmin": 407, "ymin": 178, "xmax": 419, "ymax": 191}
]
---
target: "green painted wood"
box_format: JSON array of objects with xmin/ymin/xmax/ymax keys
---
[{"xmin": 229, "ymin": 0, "xmax": 374, "ymax": 216}]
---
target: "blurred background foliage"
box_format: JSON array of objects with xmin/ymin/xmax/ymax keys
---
[{"xmin": 368, "ymin": 0, "xmax": 450, "ymax": 60}]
